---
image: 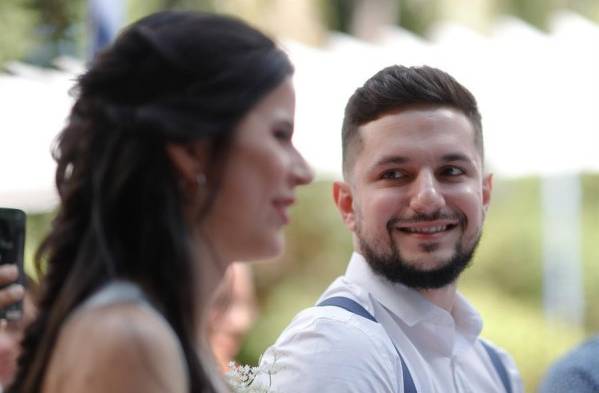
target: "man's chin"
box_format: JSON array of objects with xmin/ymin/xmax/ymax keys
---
[
  {"xmin": 400, "ymin": 254, "xmax": 457, "ymax": 272},
  {"xmin": 358, "ymin": 227, "xmax": 482, "ymax": 289},
  {"xmin": 362, "ymin": 247, "xmax": 472, "ymax": 289}
]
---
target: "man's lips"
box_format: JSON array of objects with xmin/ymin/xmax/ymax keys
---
[{"xmin": 394, "ymin": 220, "xmax": 459, "ymax": 235}]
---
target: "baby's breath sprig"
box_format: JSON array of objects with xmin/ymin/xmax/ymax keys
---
[{"xmin": 224, "ymin": 353, "xmax": 281, "ymax": 393}]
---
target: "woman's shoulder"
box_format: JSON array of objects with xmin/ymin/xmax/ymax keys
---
[{"xmin": 43, "ymin": 299, "xmax": 189, "ymax": 393}]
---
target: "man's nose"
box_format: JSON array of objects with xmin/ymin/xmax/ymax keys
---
[{"xmin": 408, "ymin": 171, "xmax": 445, "ymax": 214}]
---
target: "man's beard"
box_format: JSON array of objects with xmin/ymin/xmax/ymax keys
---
[{"xmin": 357, "ymin": 213, "xmax": 482, "ymax": 289}]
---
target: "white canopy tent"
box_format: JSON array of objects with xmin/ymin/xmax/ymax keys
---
[
  {"xmin": 0, "ymin": 61, "xmax": 80, "ymax": 212},
  {"xmin": 1, "ymin": 11, "xmax": 597, "ymax": 212}
]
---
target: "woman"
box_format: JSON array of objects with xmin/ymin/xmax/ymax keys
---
[{"xmin": 9, "ymin": 10, "xmax": 312, "ymax": 393}]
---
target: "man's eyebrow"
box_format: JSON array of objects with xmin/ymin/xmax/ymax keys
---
[
  {"xmin": 373, "ymin": 155, "xmax": 410, "ymax": 167},
  {"xmin": 441, "ymin": 153, "xmax": 473, "ymax": 163},
  {"xmin": 372, "ymin": 153, "xmax": 474, "ymax": 167}
]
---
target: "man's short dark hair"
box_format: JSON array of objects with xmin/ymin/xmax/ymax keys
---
[{"xmin": 341, "ymin": 65, "xmax": 483, "ymax": 177}]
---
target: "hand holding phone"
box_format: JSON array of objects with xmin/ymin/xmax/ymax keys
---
[
  {"xmin": 0, "ymin": 208, "xmax": 26, "ymax": 321},
  {"xmin": 0, "ymin": 265, "xmax": 24, "ymax": 309}
]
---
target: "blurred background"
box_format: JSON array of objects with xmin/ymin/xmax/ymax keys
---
[{"xmin": 1, "ymin": 0, "xmax": 598, "ymax": 391}]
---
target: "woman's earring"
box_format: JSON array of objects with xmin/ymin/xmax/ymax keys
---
[{"xmin": 196, "ymin": 173, "xmax": 207, "ymax": 187}]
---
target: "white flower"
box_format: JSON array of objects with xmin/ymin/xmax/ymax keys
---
[{"xmin": 224, "ymin": 353, "xmax": 282, "ymax": 393}]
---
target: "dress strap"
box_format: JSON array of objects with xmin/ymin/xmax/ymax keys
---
[{"xmin": 81, "ymin": 281, "xmax": 149, "ymax": 309}]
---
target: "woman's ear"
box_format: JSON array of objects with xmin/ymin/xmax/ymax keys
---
[{"xmin": 165, "ymin": 141, "xmax": 208, "ymax": 186}]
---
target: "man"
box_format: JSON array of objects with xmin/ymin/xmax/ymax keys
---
[{"xmin": 260, "ymin": 65, "xmax": 523, "ymax": 392}]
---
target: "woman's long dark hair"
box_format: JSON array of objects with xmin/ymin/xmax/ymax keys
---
[{"xmin": 9, "ymin": 11, "xmax": 292, "ymax": 393}]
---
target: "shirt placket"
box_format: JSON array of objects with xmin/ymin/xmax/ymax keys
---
[{"xmin": 452, "ymin": 355, "xmax": 476, "ymax": 393}]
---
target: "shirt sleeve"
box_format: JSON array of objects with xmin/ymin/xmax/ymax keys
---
[
  {"xmin": 539, "ymin": 364, "xmax": 599, "ymax": 393},
  {"xmin": 538, "ymin": 341, "xmax": 599, "ymax": 393},
  {"xmin": 258, "ymin": 308, "xmax": 400, "ymax": 393}
]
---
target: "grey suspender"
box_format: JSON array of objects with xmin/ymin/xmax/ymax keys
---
[
  {"xmin": 318, "ymin": 296, "xmax": 512, "ymax": 393},
  {"xmin": 480, "ymin": 340, "xmax": 513, "ymax": 393},
  {"xmin": 318, "ymin": 296, "xmax": 417, "ymax": 393}
]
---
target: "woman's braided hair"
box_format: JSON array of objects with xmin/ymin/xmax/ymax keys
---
[{"xmin": 9, "ymin": 11, "xmax": 292, "ymax": 393}]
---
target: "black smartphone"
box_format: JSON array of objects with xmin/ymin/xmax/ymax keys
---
[{"xmin": 0, "ymin": 208, "xmax": 26, "ymax": 320}]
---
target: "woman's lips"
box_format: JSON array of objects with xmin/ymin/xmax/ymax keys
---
[{"xmin": 272, "ymin": 197, "xmax": 295, "ymax": 224}]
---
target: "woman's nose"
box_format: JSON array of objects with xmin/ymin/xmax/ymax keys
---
[{"xmin": 291, "ymin": 149, "xmax": 314, "ymax": 186}]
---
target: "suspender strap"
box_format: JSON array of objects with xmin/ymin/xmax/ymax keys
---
[
  {"xmin": 480, "ymin": 341, "xmax": 513, "ymax": 393},
  {"xmin": 318, "ymin": 296, "xmax": 417, "ymax": 393},
  {"xmin": 319, "ymin": 297, "xmax": 513, "ymax": 393},
  {"xmin": 318, "ymin": 296, "xmax": 376, "ymax": 321}
]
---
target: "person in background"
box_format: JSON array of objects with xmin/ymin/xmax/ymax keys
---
[
  {"xmin": 539, "ymin": 336, "xmax": 599, "ymax": 392},
  {"xmin": 0, "ymin": 275, "xmax": 37, "ymax": 392},
  {"xmin": 260, "ymin": 65, "xmax": 523, "ymax": 392},
  {"xmin": 9, "ymin": 10, "xmax": 312, "ymax": 393},
  {"xmin": 208, "ymin": 262, "xmax": 258, "ymax": 372},
  {"xmin": 0, "ymin": 266, "xmax": 24, "ymax": 313}
]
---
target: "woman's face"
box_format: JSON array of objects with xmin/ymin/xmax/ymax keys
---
[{"xmin": 203, "ymin": 77, "xmax": 313, "ymax": 263}]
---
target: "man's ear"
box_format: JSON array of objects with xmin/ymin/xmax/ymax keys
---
[
  {"xmin": 333, "ymin": 181, "xmax": 357, "ymax": 231},
  {"xmin": 165, "ymin": 141, "xmax": 208, "ymax": 186},
  {"xmin": 482, "ymin": 173, "xmax": 493, "ymax": 212}
]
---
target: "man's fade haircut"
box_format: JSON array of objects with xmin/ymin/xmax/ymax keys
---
[{"xmin": 341, "ymin": 65, "xmax": 483, "ymax": 178}]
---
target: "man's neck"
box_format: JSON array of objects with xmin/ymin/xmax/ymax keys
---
[{"xmin": 418, "ymin": 283, "xmax": 458, "ymax": 313}]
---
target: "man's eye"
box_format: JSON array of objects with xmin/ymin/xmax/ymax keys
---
[
  {"xmin": 440, "ymin": 166, "xmax": 465, "ymax": 176},
  {"xmin": 381, "ymin": 170, "xmax": 405, "ymax": 180}
]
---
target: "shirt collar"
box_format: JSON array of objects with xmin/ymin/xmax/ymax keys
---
[{"xmin": 344, "ymin": 252, "xmax": 483, "ymax": 342}]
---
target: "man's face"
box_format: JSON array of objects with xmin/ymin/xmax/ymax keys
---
[{"xmin": 334, "ymin": 106, "xmax": 492, "ymax": 289}]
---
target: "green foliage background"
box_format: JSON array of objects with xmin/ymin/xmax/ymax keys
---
[
  {"xmin": 0, "ymin": 0, "xmax": 38, "ymax": 65},
  {"xmin": 2, "ymin": 0, "xmax": 599, "ymax": 67}
]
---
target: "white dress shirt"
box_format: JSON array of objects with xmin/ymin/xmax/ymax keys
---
[{"xmin": 259, "ymin": 253, "xmax": 524, "ymax": 393}]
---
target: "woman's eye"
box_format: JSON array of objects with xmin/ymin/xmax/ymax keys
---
[{"xmin": 273, "ymin": 129, "xmax": 292, "ymax": 141}]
